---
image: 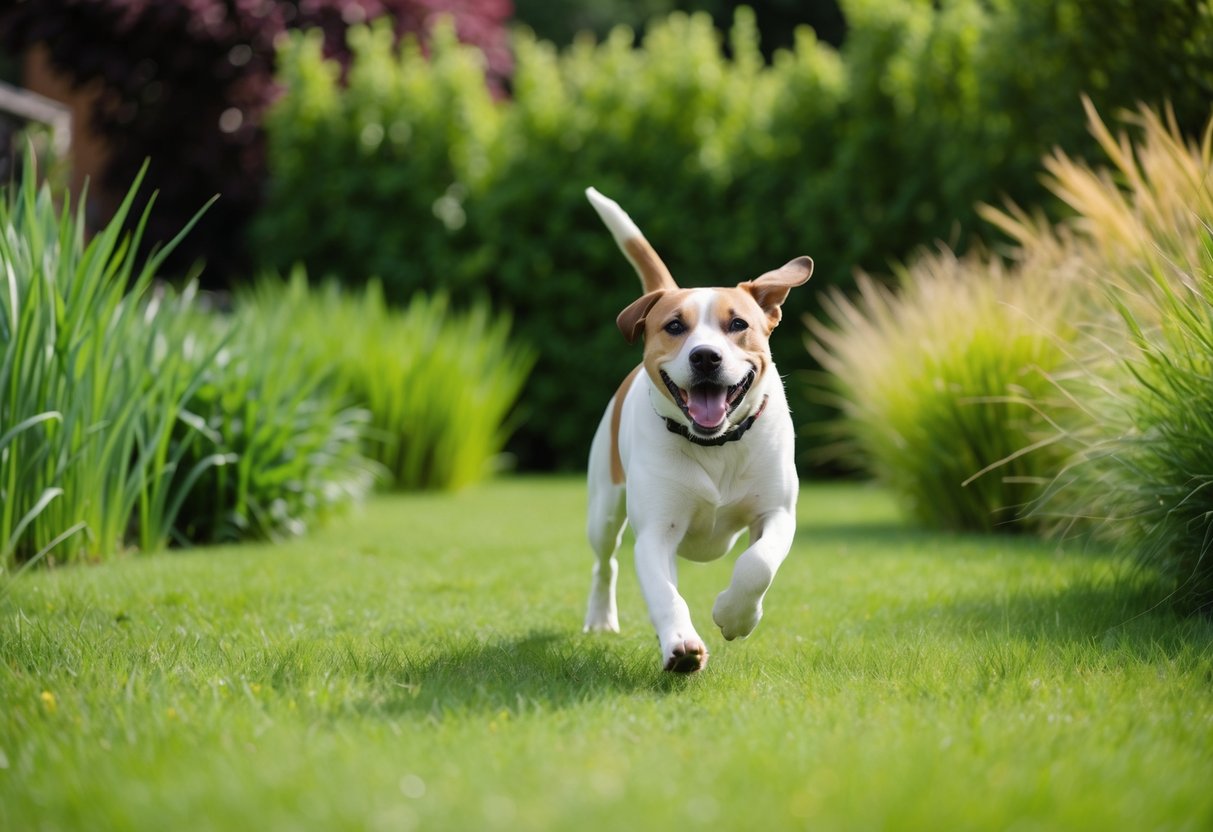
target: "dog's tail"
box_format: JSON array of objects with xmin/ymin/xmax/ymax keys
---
[{"xmin": 585, "ymin": 187, "xmax": 677, "ymax": 293}]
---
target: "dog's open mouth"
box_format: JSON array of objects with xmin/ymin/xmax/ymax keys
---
[{"xmin": 661, "ymin": 368, "xmax": 755, "ymax": 434}]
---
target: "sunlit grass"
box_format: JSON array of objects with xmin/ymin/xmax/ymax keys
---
[{"xmin": 2, "ymin": 479, "xmax": 1210, "ymax": 831}]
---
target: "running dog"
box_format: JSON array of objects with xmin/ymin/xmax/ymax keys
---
[{"xmin": 582, "ymin": 187, "xmax": 813, "ymax": 672}]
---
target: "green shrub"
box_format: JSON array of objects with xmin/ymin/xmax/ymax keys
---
[
  {"xmin": 258, "ymin": 11, "xmax": 821, "ymax": 467},
  {"xmin": 238, "ymin": 273, "xmax": 534, "ymax": 491},
  {"xmin": 251, "ymin": 21, "xmax": 502, "ymax": 298}
]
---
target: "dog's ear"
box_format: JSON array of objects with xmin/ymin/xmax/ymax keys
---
[
  {"xmin": 616, "ymin": 291, "xmax": 665, "ymax": 345},
  {"xmin": 739, "ymin": 256, "xmax": 813, "ymax": 329}
]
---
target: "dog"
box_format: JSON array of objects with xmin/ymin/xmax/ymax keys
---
[{"xmin": 582, "ymin": 187, "xmax": 813, "ymax": 672}]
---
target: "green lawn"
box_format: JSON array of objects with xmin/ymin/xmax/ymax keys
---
[{"xmin": 2, "ymin": 478, "xmax": 1211, "ymax": 831}]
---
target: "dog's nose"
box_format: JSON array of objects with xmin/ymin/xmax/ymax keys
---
[{"xmin": 689, "ymin": 346, "xmax": 722, "ymax": 374}]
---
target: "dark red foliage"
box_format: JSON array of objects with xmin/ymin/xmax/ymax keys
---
[{"xmin": 0, "ymin": 0, "xmax": 513, "ymax": 285}]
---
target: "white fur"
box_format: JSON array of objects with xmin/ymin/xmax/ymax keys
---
[{"xmin": 585, "ymin": 187, "xmax": 642, "ymax": 245}]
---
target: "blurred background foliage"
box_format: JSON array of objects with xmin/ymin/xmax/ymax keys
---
[
  {"xmin": 513, "ymin": 0, "xmax": 846, "ymax": 51},
  {"xmin": 2, "ymin": 0, "xmax": 1212, "ymax": 473},
  {"xmin": 0, "ymin": 0, "xmax": 513, "ymax": 281}
]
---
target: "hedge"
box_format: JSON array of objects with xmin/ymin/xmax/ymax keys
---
[{"xmin": 254, "ymin": 1, "xmax": 1213, "ymax": 470}]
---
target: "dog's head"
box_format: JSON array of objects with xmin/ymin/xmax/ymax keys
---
[
  {"xmin": 617, "ymin": 257, "xmax": 813, "ymax": 439},
  {"xmin": 585, "ymin": 187, "xmax": 812, "ymax": 439}
]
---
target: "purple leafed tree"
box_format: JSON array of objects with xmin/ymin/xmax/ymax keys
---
[{"xmin": 0, "ymin": 0, "xmax": 513, "ymax": 285}]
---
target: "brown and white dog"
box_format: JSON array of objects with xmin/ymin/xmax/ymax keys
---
[{"xmin": 583, "ymin": 187, "xmax": 813, "ymax": 672}]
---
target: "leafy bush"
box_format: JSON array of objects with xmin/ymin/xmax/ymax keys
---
[
  {"xmin": 251, "ymin": 21, "xmax": 502, "ymax": 298},
  {"xmin": 258, "ymin": 11, "xmax": 826, "ymax": 467},
  {"xmin": 0, "ymin": 0, "xmax": 513, "ymax": 284},
  {"xmin": 239, "ymin": 273, "xmax": 534, "ymax": 491},
  {"xmin": 256, "ymin": 2, "xmax": 1213, "ymax": 470}
]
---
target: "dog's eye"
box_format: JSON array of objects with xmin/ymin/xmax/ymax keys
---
[
  {"xmin": 728, "ymin": 317, "xmax": 749, "ymax": 333},
  {"xmin": 664, "ymin": 320, "xmax": 687, "ymax": 336}
]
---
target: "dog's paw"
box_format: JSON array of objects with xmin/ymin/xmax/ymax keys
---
[
  {"xmin": 663, "ymin": 638, "xmax": 709, "ymax": 673},
  {"xmin": 583, "ymin": 614, "xmax": 620, "ymax": 634},
  {"xmin": 583, "ymin": 598, "xmax": 620, "ymax": 633},
  {"xmin": 712, "ymin": 590, "xmax": 762, "ymax": 641}
]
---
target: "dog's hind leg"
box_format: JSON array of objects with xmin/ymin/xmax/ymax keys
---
[
  {"xmin": 585, "ymin": 482, "xmax": 626, "ymax": 632},
  {"xmin": 585, "ymin": 412, "xmax": 627, "ymax": 633}
]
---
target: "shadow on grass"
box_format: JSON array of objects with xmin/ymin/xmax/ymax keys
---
[
  {"xmin": 367, "ymin": 630, "xmax": 695, "ymax": 717},
  {"xmin": 897, "ymin": 571, "xmax": 1213, "ymax": 662},
  {"xmin": 801, "ymin": 520, "xmax": 1070, "ymax": 553},
  {"xmin": 800, "ymin": 519, "xmax": 1213, "ymax": 662}
]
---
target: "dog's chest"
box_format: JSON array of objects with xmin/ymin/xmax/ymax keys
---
[{"xmin": 665, "ymin": 463, "xmax": 763, "ymax": 561}]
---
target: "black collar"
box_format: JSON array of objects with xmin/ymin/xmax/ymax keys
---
[{"xmin": 664, "ymin": 395, "xmax": 769, "ymax": 447}]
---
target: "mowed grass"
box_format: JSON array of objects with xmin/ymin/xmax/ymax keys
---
[{"xmin": 2, "ymin": 479, "xmax": 1211, "ymax": 831}]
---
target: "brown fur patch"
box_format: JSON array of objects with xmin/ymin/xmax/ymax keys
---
[
  {"xmin": 610, "ymin": 365, "xmax": 643, "ymax": 485},
  {"xmin": 710, "ymin": 290, "xmax": 774, "ymax": 371},
  {"xmin": 739, "ymin": 256, "xmax": 814, "ymax": 330},
  {"xmin": 623, "ymin": 237, "xmax": 678, "ymax": 294}
]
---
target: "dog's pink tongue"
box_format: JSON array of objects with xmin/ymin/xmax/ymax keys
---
[{"xmin": 688, "ymin": 387, "xmax": 728, "ymax": 428}]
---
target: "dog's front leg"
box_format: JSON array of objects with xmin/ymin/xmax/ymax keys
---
[
  {"xmin": 712, "ymin": 508, "xmax": 795, "ymax": 641},
  {"xmin": 633, "ymin": 526, "xmax": 709, "ymax": 673}
]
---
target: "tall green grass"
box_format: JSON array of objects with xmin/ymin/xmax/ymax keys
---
[
  {"xmin": 1, "ymin": 159, "xmax": 533, "ymax": 569},
  {"xmin": 165, "ymin": 294, "xmax": 378, "ymax": 544},
  {"xmin": 992, "ymin": 103, "xmax": 1213, "ymax": 612},
  {"xmin": 807, "ymin": 247, "xmax": 1079, "ymax": 532},
  {"xmin": 1051, "ymin": 234, "xmax": 1213, "ymax": 613},
  {"xmin": 809, "ymin": 98, "xmax": 1213, "ymax": 608},
  {"xmin": 240, "ymin": 273, "xmax": 534, "ymax": 491},
  {"xmin": 0, "ymin": 164, "xmax": 379, "ymax": 567},
  {"xmin": 0, "ymin": 160, "xmax": 214, "ymax": 565}
]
